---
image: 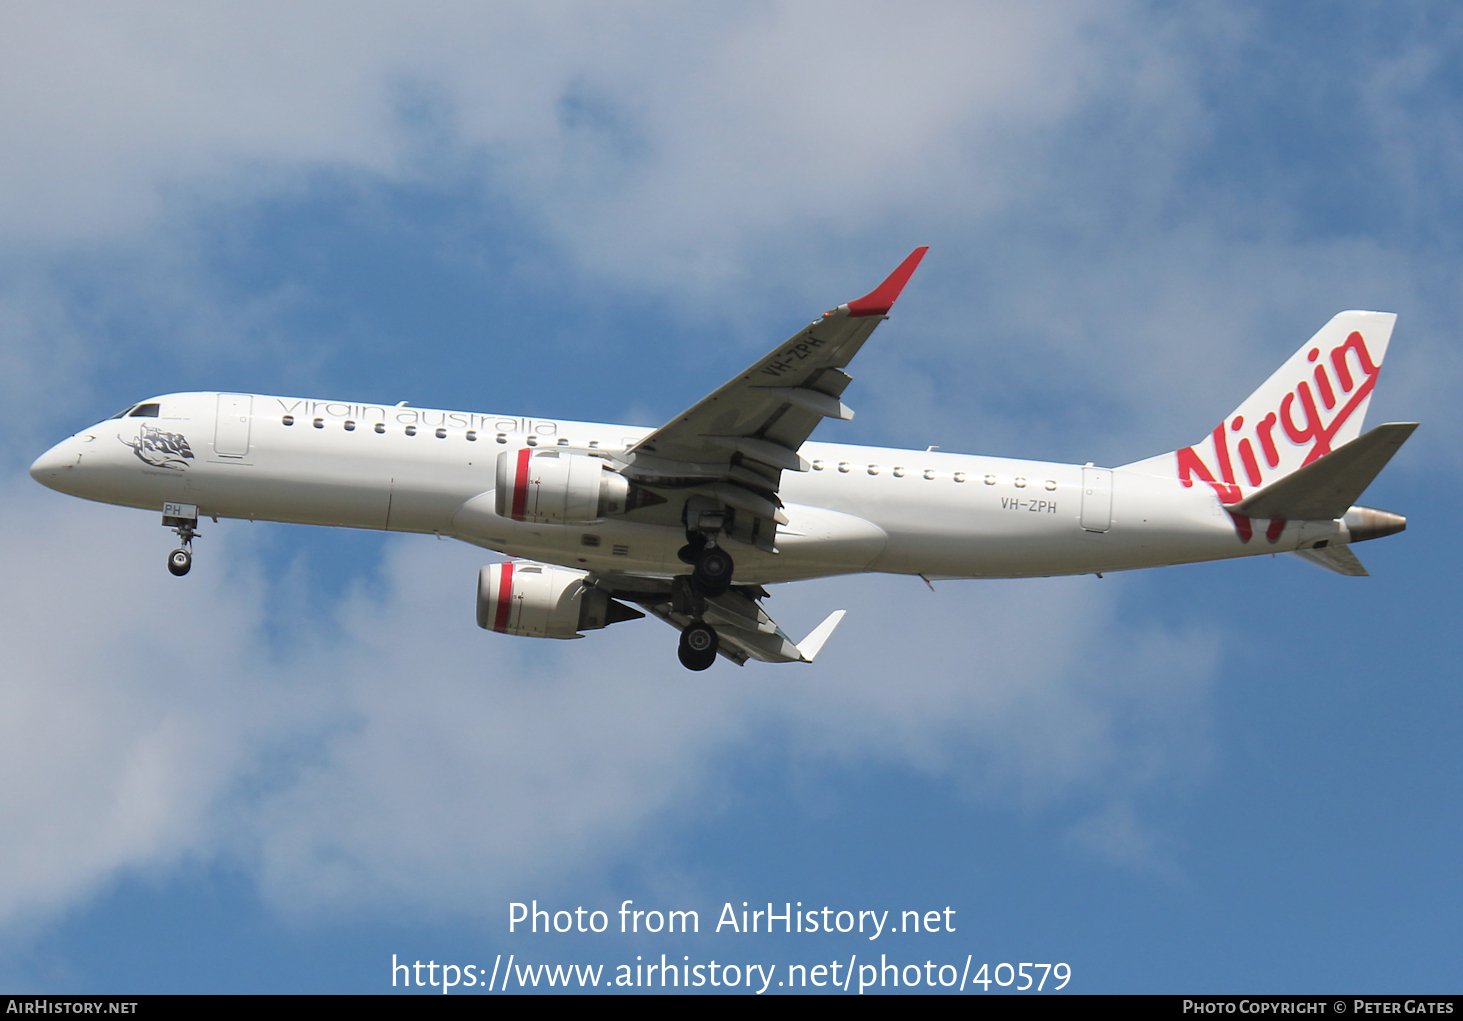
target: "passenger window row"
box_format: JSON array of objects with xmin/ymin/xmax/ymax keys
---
[
  {"xmin": 810, "ymin": 459, "xmax": 1058, "ymax": 489},
  {"xmin": 279, "ymin": 415, "xmax": 600, "ymax": 449}
]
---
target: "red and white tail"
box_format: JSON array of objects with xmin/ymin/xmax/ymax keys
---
[{"xmin": 1123, "ymin": 311, "xmax": 1397, "ymax": 503}]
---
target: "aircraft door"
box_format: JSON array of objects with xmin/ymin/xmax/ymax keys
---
[
  {"xmin": 1080, "ymin": 467, "xmax": 1112, "ymax": 532},
  {"xmin": 215, "ymin": 393, "xmax": 253, "ymax": 457}
]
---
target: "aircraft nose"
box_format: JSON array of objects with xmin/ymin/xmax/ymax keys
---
[{"xmin": 29, "ymin": 438, "xmax": 79, "ymax": 489}]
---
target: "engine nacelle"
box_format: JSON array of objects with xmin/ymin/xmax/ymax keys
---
[
  {"xmin": 477, "ymin": 560, "xmax": 642, "ymax": 639},
  {"xmin": 495, "ymin": 448, "xmax": 631, "ymax": 524}
]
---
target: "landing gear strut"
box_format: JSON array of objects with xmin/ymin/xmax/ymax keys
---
[
  {"xmin": 162, "ymin": 502, "xmax": 199, "ymax": 577},
  {"xmin": 678, "ymin": 621, "xmax": 719, "ymax": 671},
  {"xmin": 679, "ymin": 507, "xmax": 735, "ymax": 598}
]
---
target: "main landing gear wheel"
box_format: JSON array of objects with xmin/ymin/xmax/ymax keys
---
[
  {"xmin": 167, "ymin": 548, "xmax": 192, "ymax": 577},
  {"xmin": 678, "ymin": 622, "xmax": 719, "ymax": 671},
  {"xmin": 691, "ymin": 547, "xmax": 734, "ymax": 597}
]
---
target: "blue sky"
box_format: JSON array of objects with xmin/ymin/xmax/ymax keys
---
[{"xmin": 1, "ymin": 2, "xmax": 1459, "ymax": 994}]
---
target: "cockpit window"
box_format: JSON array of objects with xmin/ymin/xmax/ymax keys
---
[
  {"xmin": 128, "ymin": 403, "xmax": 160, "ymax": 418},
  {"xmin": 108, "ymin": 406, "xmax": 132, "ymax": 419}
]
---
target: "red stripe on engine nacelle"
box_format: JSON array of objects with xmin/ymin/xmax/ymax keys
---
[
  {"xmin": 493, "ymin": 561, "xmax": 514, "ymax": 632},
  {"xmin": 511, "ymin": 447, "xmax": 531, "ymax": 521}
]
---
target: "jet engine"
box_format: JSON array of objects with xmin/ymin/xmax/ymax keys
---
[
  {"xmin": 495, "ymin": 448, "xmax": 634, "ymax": 524},
  {"xmin": 477, "ymin": 560, "xmax": 643, "ymax": 639}
]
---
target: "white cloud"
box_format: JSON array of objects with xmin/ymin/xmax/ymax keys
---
[
  {"xmin": 0, "ymin": 3, "xmax": 1104, "ymax": 249},
  {"xmin": 0, "ymin": 478, "xmax": 1214, "ymax": 925},
  {"xmin": 4, "ymin": 1, "xmax": 1451, "ymax": 466}
]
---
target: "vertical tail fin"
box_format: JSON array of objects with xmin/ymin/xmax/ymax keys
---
[{"xmin": 1122, "ymin": 311, "xmax": 1397, "ymax": 503}]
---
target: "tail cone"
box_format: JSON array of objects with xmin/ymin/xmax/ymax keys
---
[{"xmin": 1344, "ymin": 506, "xmax": 1406, "ymax": 543}]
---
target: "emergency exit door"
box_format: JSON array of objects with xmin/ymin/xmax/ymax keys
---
[
  {"xmin": 214, "ymin": 393, "xmax": 253, "ymax": 457},
  {"xmin": 1080, "ymin": 467, "xmax": 1112, "ymax": 532}
]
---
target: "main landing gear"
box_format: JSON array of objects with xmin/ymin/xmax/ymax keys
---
[
  {"xmin": 669, "ymin": 572, "xmax": 722, "ymax": 671},
  {"xmin": 162, "ymin": 502, "xmax": 199, "ymax": 577},
  {"xmin": 674, "ymin": 501, "xmax": 736, "ymax": 669},
  {"xmin": 678, "ymin": 621, "xmax": 719, "ymax": 671},
  {"xmin": 676, "ymin": 539, "xmax": 730, "ymax": 670},
  {"xmin": 677, "ymin": 534, "xmax": 735, "ymax": 598}
]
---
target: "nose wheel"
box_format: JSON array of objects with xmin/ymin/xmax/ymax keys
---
[
  {"xmin": 167, "ymin": 547, "xmax": 192, "ymax": 576},
  {"xmin": 161, "ymin": 503, "xmax": 199, "ymax": 577},
  {"xmin": 678, "ymin": 622, "xmax": 719, "ymax": 671}
]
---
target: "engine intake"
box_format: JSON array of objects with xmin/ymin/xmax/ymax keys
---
[{"xmin": 477, "ymin": 560, "xmax": 643, "ymax": 639}]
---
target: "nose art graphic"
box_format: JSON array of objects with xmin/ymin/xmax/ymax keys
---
[{"xmin": 121, "ymin": 423, "xmax": 194, "ymax": 470}]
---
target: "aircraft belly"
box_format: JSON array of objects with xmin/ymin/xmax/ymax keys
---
[
  {"xmin": 451, "ymin": 491, "xmax": 889, "ymax": 584},
  {"xmin": 194, "ymin": 470, "xmax": 392, "ymax": 528}
]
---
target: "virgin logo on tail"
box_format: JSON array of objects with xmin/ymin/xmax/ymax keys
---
[{"xmin": 1178, "ymin": 329, "xmax": 1382, "ymax": 505}]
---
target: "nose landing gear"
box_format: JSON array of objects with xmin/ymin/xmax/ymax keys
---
[{"xmin": 161, "ymin": 502, "xmax": 199, "ymax": 577}]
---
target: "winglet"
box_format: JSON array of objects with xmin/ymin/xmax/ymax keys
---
[
  {"xmin": 845, "ymin": 247, "xmax": 929, "ymax": 317},
  {"xmin": 796, "ymin": 609, "xmax": 846, "ymax": 662}
]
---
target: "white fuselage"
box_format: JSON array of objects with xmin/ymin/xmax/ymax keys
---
[{"xmin": 30, "ymin": 391, "xmax": 1347, "ymax": 583}]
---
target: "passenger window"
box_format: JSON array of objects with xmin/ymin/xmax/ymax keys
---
[
  {"xmin": 344, "ymin": 421, "xmax": 356, "ymax": 431},
  {"xmin": 374, "ymin": 423, "xmax": 385, "ymax": 434},
  {"xmin": 282, "ymin": 415, "xmax": 295, "ymax": 426},
  {"xmin": 923, "ymin": 469, "xmax": 936, "ymax": 480},
  {"xmin": 867, "ymin": 465, "xmax": 879, "ymax": 475},
  {"xmin": 405, "ymin": 425, "xmax": 417, "ymax": 436},
  {"xmin": 838, "ymin": 462, "xmax": 850, "ymax": 473},
  {"xmin": 1014, "ymin": 477, "xmax": 1027, "ymax": 488},
  {"xmin": 984, "ymin": 474, "xmax": 997, "ymax": 485},
  {"xmin": 466, "ymin": 430, "xmax": 477, "ymax": 441},
  {"xmin": 588, "ymin": 440, "xmax": 599, "ymax": 449},
  {"xmin": 953, "ymin": 472, "xmax": 965, "ymax": 483},
  {"xmin": 812, "ymin": 460, "xmax": 824, "ymax": 471},
  {"xmin": 893, "ymin": 466, "xmax": 905, "ymax": 477},
  {"xmin": 526, "ymin": 436, "xmax": 538, "ymax": 446},
  {"xmin": 128, "ymin": 403, "xmax": 160, "ymax": 418},
  {"xmin": 496, "ymin": 433, "xmax": 508, "ymax": 444},
  {"xmin": 435, "ymin": 427, "xmax": 447, "ymax": 438},
  {"xmin": 557, "ymin": 438, "xmax": 569, "ymax": 446},
  {"xmin": 313, "ymin": 418, "xmax": 324, "ymax": 429},
  {"xmin": 1045, "ymin": 480, "xmax": 1058, "ymax": 491}
]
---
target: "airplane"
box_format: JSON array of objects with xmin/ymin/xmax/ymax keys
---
[{"xmin": 29, "ymin": 248, "xmax": 1415, "ymax": 670}]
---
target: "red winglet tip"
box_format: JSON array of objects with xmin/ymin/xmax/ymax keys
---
[{"xmin": 845, "ymin": 246, "xmax": 929, "ymax": 317}]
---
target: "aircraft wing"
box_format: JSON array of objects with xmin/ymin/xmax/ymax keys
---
[{"xmin": 618, "ymin": 248, "xmax": 928, "ymax": 542}]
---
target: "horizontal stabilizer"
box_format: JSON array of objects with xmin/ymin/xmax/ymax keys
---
[
  {"xmin": 1290, "ymin": 545, "xmax": 1369, "ymax": 576},
  {"xmin": 1228, "ymin": 422, "xmax": 1417, "ymax": 520},
  {"xmin": 797, "ymin": 609, "xmax": 846, "ymax": 663}
]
